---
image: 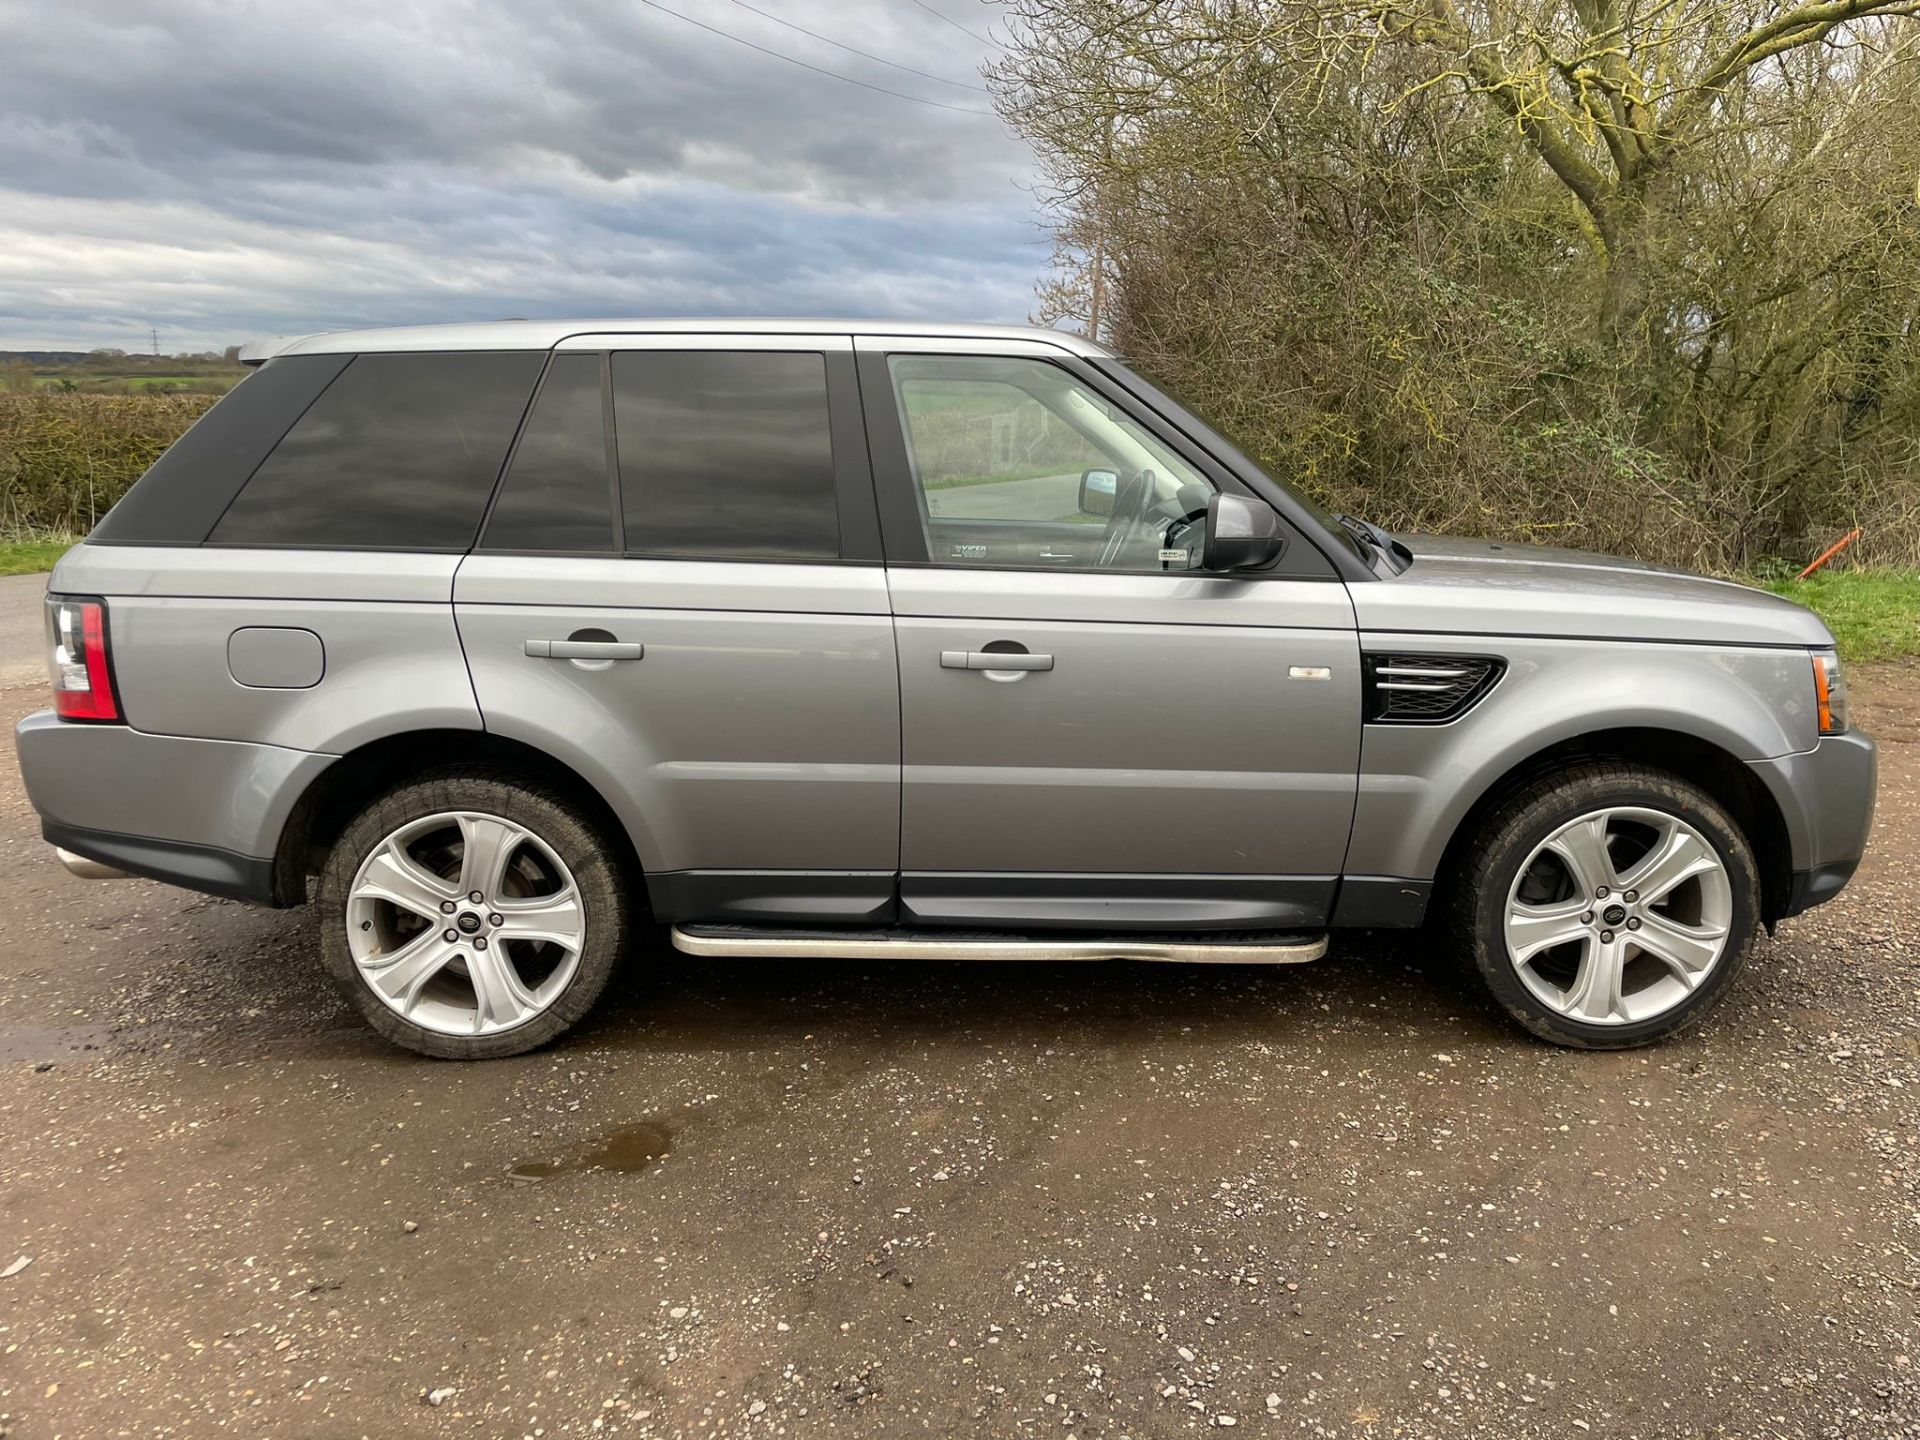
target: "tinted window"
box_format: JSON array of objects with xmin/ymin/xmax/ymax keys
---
[
  {"xmin": 90, "ymin": 354, "xmax": 351, "ymax": 546},
  {"xmin": 209, "ymin": 351, "xmax": 544, "ymax": 550},
  {"xmin": 480, "ymin": 354, "xmax": 614, "ymax": 552},
  {"xmin": 613, "ymin": 351, "xmax": 839, "ymax": 559}
]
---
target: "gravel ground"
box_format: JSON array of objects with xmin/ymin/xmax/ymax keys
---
[{"xmin": 0, "ymin": 587, "xmax": 1914, "ymax": 1438}]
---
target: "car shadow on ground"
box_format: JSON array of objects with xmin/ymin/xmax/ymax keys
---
[{"xmin": 175, "ymin": 896, "xmax": 1517, "ymax": 1063}]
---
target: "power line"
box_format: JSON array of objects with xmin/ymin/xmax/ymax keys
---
[
  {"xmin": 902, "ymin": 0, "xmax": 1006, "ymax": 51},
  {"xmin": 634, "ymin": 0, "xmax": 995, "ymax": 115},
  {"xmin": 724, "ymin": 0, "xmax": 989, "ymax": 91}
]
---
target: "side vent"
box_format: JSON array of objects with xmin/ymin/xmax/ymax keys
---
[{"xmin": 1362, "ymin": 653, "xmax": 1505, "ymax": 724}]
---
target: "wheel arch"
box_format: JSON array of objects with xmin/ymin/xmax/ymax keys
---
[
  {"xmin": 1429, "ymin": 728, "xmax": 1794, "ymax": 926},
  {"xmin": 269, "ymin": 729, "xmax": 645, "ymax": 907}
]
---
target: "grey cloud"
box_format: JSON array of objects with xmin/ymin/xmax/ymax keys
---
[{"xmin": 0, "ymin": 0, "xmax": 1043, "ymax": 349}]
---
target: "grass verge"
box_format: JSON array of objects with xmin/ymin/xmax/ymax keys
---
[
  {"xmin": 0, "ymin": 537, "xmax": 73, "ymax": 577},
  {"xmin": 1758, "ymin": 569, "xmax": 1920, "ymax": 663}
]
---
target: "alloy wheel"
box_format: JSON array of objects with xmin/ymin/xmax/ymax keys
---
[
  {"xmin": 345, "ymin": 811, "xmax": 586, "ymax": 1037},
  {"xmin": 1503, "ymin": 805, "xmax": 1734, "ymax": 1025}
]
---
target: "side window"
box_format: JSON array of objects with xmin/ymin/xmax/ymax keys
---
[
  {"xmin": 480, "ymin": 354, "xmax": 614, "ymax": 552},
  {"xmin": 90, "ymin": 354, "xmax": 351, "ymax": 546},
  {"xmin": 888, "ymin": 355, "xmax": 1215, "ymax": 571},
  {"xmin": 612, "ymin": 351, "xmax": 839, "ymax": 560},
  {"xmin": 210, "ymin": 351, "xmax": 544, "ymax": 550}
]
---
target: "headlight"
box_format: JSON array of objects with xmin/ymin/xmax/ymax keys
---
[{"xmin": 1811, "ymin": 649, "xmax": 1848, "ymax": 735}]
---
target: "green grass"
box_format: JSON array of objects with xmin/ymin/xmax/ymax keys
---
[
  {"xmin": 0, "ymin": 537, "xmax": 74, "ymax": 576},
  {"xmin": 1757, "ymin": 569, "xmax": 1920, "ymax": 663}
]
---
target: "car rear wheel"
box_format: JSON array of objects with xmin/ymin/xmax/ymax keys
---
[
  {"xmin": 1452, "ymin": 762, "xmax": 1760, "ymax": 1048},
  {"xmin": 316, "ymin": 770, "xmax": 629, "ymax": 1059}
]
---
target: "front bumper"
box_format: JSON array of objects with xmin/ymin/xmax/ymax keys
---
[
  {"xmin": 1748, "ymin": 729, "xmax": 1878, "ymax": 919},
  {"xmin": 16, "ymin": 711, "xmax": 332, "ymax": 905}
]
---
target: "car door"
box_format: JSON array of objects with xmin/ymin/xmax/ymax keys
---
[
  {"xmin": 455, "ymin": 334, "xmax": 902, "ymax": 925},
  {"xmin": 856, "ymin": 336, "xmax": 1361, "ymax": 931}
]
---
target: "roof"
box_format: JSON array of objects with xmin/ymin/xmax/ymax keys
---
[{"xmin": 237, "ymin": 318, "xmax": 1114, "ymax": 365}]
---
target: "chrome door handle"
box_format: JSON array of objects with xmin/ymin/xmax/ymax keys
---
[
  {"xmin": 940, "ymin": 650, "xmax": 1053, "ymax": 672},
  {"xmin": 525, "ymin": 639, "xmax": 644, "ymax": 660}
]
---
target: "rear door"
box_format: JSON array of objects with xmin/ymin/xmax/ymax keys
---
[
  {"xmin": 455, "ymin": 334, "xmax": 902, "ymax": 926},
  {"xmin": 858, "ymin": 336, "xmax": 1361, "ymax": 931}
]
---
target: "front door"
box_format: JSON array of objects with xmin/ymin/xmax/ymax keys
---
[{"xmin": 858, "ymin": 339, "xmax": 1362, "ymax": 931}]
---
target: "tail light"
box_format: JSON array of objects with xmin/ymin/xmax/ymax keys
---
[{"xmin": 47, "ymin": 596, "xmax": 122, "ymax": 723}]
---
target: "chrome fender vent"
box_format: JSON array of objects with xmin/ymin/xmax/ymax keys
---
[{"xmin": 1362, "ymin": 653, "xmax": 1505, "ymax": 724}]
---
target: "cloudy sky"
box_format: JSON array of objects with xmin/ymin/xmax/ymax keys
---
[{"xmin": 0, "ymin": 0, "xmax": 1044, "ymax": 352}]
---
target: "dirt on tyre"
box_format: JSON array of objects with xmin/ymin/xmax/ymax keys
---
[
  {"xmin": 316, "ymin": 768, "xmax": 630, "ymax": 1059},
  {"xmin": 1451, "ymin": 762, "xmax": 1760, "ymax": 1049}
]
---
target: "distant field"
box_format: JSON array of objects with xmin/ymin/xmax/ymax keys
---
[
  {"xmin": 28, "ymin": 372, "xmax": 239, "ymax": 395},
  {"xmin": 6, "ymin": 351, "xmax": 244, "ymax": 398}
]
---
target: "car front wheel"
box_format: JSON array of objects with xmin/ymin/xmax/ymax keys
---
[
  {"xmin": 1452, "ymin": 762, "xmax": 1760, "ymax": 1048},
  {"xmin": 316, "ymin": 769, "xmax": 630, "ymax": 1059}
]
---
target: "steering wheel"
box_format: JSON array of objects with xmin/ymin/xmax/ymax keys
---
[{"xmin": 1096, "ymin": 468, "xmax": 1156, "ymax": 567}]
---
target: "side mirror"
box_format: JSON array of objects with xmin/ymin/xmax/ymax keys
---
[
  {"xmin": 1077, "ymin": 468, "xmax": 1119, "ymax": 517},
  {"xmin": 1203, "ymin": 493, "xmax": 1284, "ymax": 571}
]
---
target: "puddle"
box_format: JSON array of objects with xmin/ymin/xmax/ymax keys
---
[{"xmin": 507, "ymin": 1122, "xmax": 673, "ymax": 1182}]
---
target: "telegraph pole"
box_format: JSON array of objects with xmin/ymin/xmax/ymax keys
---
[
  {"xmin": 1086, "ymin": 113, "xmax": 1115, "ymax": 345},
  {"xmin": 1087, "ymin": 229, "xmax": 1104, "ymax": 345}
]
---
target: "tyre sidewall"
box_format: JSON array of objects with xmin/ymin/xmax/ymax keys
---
[
  {"xmin": 316, "ymin": 771, "xmax": 627, "ymax": 1060},
  {"xmin": 1465, "ymin": 769, "xmax": 1759, "ymax": 1048}
]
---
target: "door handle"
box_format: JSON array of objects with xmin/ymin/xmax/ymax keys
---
[
  {"xmin": 940, "ymin": 650, "xmax": 1053, "ymax": 672},
  {"xmin": 525, "ymin": 639, "xmax": 644, "ymax": 661}
]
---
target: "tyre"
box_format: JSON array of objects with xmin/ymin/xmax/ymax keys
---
[
  {"xmin": 316, "ymin": 769, "xmax": 630, "ymax": 1059},
  {"xmin": 1451, "ymin": 762, "xmax": 1760, "ymax": 1048}
]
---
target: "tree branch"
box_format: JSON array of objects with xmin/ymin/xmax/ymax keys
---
[{"xmin": 1669, "ymin": 0, "xmax": 1920, "ymax": 137}]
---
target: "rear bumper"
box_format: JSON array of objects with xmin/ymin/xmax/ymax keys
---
[
  {"xmin": 1749, "ymin": 729, "xmax": 1878, "ymax": 919},
  {"xmin": 16, "ymin": 710, "xmax": 331, "ymax": 905},
  {"xmin": 44, "ymin": 820, "xmax": 279, "ymax": 903},
  {"xmin": 54, "ymin": 845, "xmax": 130, "ymax": 881}
]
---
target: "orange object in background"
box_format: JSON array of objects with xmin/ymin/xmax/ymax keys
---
[{"xmin": 1797, "ymin": 527, "xmax": 1863, "ymax": 580}]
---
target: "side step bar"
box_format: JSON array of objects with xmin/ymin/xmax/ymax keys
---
[{"xmin": 671, "ymin": 925, "xmax": 1328, "ymax": 965}]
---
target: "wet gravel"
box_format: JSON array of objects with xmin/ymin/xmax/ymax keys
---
[{"xmin": 0, "ymin": 646, "xmax": 1916, "ymax": 1439}]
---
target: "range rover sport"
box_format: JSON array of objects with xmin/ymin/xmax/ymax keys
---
[{"xmin": 17, "ymin": 320, "xmax": 1877, "ymax": 1057}]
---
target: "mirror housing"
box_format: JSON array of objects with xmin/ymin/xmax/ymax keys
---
[
  {"xmin": 1202, "ymin": 493, "xmax": 1284, "ymax": 571},
  {"xmin": 1077, "ymin": 468, "xmax": 1120, "ymax": 518}
]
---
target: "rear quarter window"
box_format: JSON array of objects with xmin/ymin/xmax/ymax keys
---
[
  {"xmin": 88, "ymin": 354, "xmax": 352, "ymax": 546},
  {"xmin": 208, "ymin": 351, "xmax": 544, "ymax": 550}
]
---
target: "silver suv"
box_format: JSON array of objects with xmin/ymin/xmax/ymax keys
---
[{"xmin": 18, "ymin": 321, "xmax": 1876, "ymax": 1058}]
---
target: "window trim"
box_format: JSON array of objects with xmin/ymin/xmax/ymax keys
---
[{"xmin": 852, "ymin": 338, "xmax": 1337, "ymax": 580}]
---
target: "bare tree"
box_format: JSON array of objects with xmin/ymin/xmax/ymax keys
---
[{"xmin": 988, "ymin": 0, "xmax": 1920, "ymax": 567}]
